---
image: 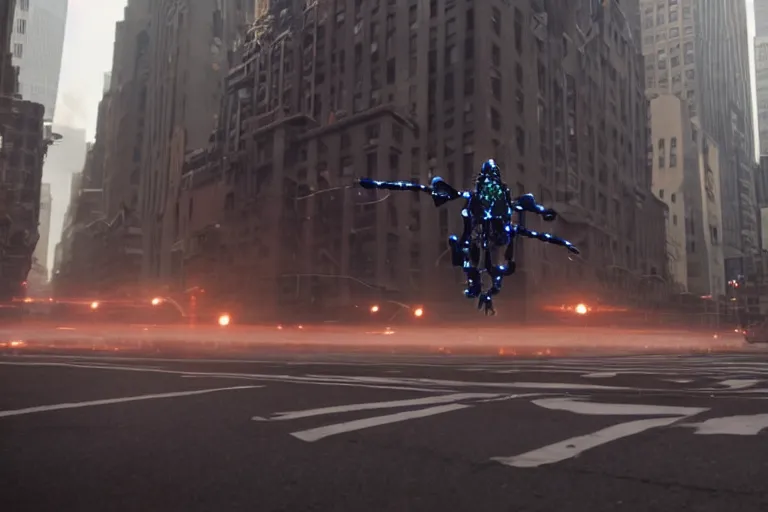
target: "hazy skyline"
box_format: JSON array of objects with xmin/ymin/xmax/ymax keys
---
[{"xmin": 53, "ymin": 0, "xmax": 126, "ymax": 138}]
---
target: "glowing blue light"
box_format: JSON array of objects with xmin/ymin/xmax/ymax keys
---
[{"xmin": 357, "ymin": 159, "xmax": 579, "ymax": 317}]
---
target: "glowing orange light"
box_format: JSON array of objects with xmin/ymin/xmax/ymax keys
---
[
  {"xmin": 370, "ymin": 305, "xmax": 380, "ymax": 313},
  {"xmin": 23, "ymin": 297, "xmax": 32, "ymax": 303},
  {"xmin": 151, "ymin": 297, "xmax": 162, "ymax": 306},
  {"xmin": 574, "ymin": 303, "xmax": 588, "ymax": 315},
  {"xmin": 218, "ymin": 314, "xmax": 231, "ymax": 326},
  {"xmin": 413, "ymin": 307, "xmax": 424, "ymax": 317},
  {"xmin": 90, "ymin": 301, "xmax": 99, "ymax": 310}
]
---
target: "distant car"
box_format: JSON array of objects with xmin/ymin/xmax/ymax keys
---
[{"xmin": 743, "ymin": 321, "xmax": 768, "ymax": 343}]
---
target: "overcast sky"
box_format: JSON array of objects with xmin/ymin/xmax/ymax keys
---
[{"xmin": 53, "ymin": 0, "xmax": 127, "ymax": 137}]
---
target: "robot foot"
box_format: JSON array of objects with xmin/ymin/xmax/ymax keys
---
[{"xmin": 477, "ymin": 293, "xmax": 495, "ymax": 315}]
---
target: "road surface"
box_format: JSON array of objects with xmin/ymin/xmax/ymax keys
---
[{"xmin": 3, "ymin": 350, "xmax": 768, "ymax": 510}]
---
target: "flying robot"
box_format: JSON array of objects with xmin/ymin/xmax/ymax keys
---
[{"xmin": 358, "ymin": 159, "xmax": 579, "ymax": 315}]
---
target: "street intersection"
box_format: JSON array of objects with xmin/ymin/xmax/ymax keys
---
[{"xmin": 2, "ymin": 351, "xmax": 768, "ymax": 510}]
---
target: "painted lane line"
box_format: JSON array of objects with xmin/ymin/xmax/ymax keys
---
[
  {"xmin": 681, "ymin": 414, "xmax": 768, "ymax": 435},
  {"xmin": 0, "ymin": 386, "xmax": 261, "ymax": 418},
  {"xmin": 290, "ymin": 404, "xmax": 470, "ymax": 442},
  {"xmin": 709, "ymin": 379, "xmax": 761, "ymax": 390},
  {"xmin": 257, "ymin": 393, "xmax": 499, "ymax": 421},
  {"xmin": 491, "ymin": 398, "xmax": 709, "ymax": 468},
  {"xmin": 581, "ymin": 372, "xmax": 617, "ymax": 378},
  {"xmin": 303, "ymin": 374, "xmax": 631, "ymax": 391},
  {"xmin": 180, "ymin": 374, "xmax": 453, "ymax": 394},
  {"xmin": 532, "ymin": 397, "xmax": 708, "ymax": 417},
  {"xmin": 0, "ymin": 362, "xmax": 451, "ymax": 393},
  {"xmin": 476, "ymin": 393, "xmax": 548, "ymax": 403},
  {"xmin": 492, "ymin": 417, "xmax": 685, "ymax": 468}
]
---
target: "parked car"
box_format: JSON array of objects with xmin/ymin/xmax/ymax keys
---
[{"xmin": 743, "ymin": 321, "xmax": 768, "ymax": 343}]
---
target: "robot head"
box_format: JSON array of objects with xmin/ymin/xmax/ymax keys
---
[{"xmin": 480, "ymin": 159, "xmax": 501, "ymax": 178}]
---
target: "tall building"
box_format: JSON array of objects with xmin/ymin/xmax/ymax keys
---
[
  {"xmin": 44, "ymin": 124, "xmax": 86, "ymax": 272},
  {"xmin": 28, "ymin": 182, "xmax": 52, "ymax": 289},
  {"xmin": 0, "ymin": 0, "xmax": 17, "ymax": 96},
  {"xmin": 91, "ymin": 0, "xmax": 151, "ymax": 295},
  {"xmin": 640, "ymin": 0, "xmax": 756, "ymax": 285},
  {"xmin": 756, "ymin": 37, "xmax": 768, "ymax": 154},
  {"xmin": 193, "ymin": 0, "xmax": 663, "ymax": 320},
  {"xmin": 139, "ymin": 0, "xmax": 250, "ymax": 286},
  {"xmin": 10, "ymin": 0, "xmax": 68, "ymax": 121},
  {"xmin": 755, "ymin": 0, "xmax": 768, "ymax": 154},
  {"xmin": 649, "ymin": 94, "xmax": 725, "ymax": 297},
  {"xmin": 0, "ymin": 0, "xmax": 46, "ymax": 301},
  {"xmin": 649, "ymin": 95, "xmax": 692, "ymax": 290},
  {"xmin": 756, "ymin": 0, "xmax": 768, "ymax": 37}
]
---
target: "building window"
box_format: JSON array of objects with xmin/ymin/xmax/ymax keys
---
[
  {"xmin": 16, "ymin": 19, "xmax": 25, "ymax": 34},
  {"xmin": 490, "ymin": 108, "xmax": 501, "ymax": 130},
  {"xmin": 515, "ymin": 127, "xmax": 525, "ymax": 154},
  {"xmin": 19, "ymin": 0, "xmax": 28, "ymax": 10},
  {"xmin": 683, "ymin": 42, "xmax": 694, "ymax": 64},
  {"xmin": 13, "ymin": 43, "xmax": 22, "ymax": 58},
  {"xmin": 671, "ymin": 193, "xmax": 676, "ymax": 203},
  {"xmin": 659, "ymin": 189, "xmax": 664, "ymax": 198},
  {"xmin": 491, "ymin": 74, "xmax": 501, "ymax": 100},
  {"xmin": 491, "ymin": 7, "xmax": 501, "ymax": 35}
]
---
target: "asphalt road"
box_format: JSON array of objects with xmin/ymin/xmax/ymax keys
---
[{"xmin": 3, "ymin": 351, "xmax": 768, "ymax": 511}]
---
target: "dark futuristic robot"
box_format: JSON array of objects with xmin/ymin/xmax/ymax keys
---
[{"xmin": 358, "ymin": 159, "xmax": 579, "ymax": 315}]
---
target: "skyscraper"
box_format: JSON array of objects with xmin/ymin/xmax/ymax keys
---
[
  {"xmin": 755, "ymin": 0, "xmax": 768, "ymax": 37},
  {"xmin": 10, "ymin": 0, "xmax": 68, "ymax": 121},
  {"xmin": 45, "ymin": 124, "xmax": 86, "ymax": 271},
  {"xmin": 140, "ymin": 0, "xmax": 250, "ymax": 284},
  {"xmin": 755, "ymin": 0, "xmax": 768, "ymax": 154},
  {"xmin": 206, "ymin": 0, "xmax": 662, "ymax": 318},
  {"xmin": 28, "ymin": 182, "xmax": 52, "ymax": 290},
  {"xmin": 640, "ymin": 0, "xmax": 757, "ymax": 284}
]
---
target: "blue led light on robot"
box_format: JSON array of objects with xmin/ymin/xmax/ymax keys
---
[{"xmin": 355, "ymin": 158, "xmax": 579, "ymax": 316}]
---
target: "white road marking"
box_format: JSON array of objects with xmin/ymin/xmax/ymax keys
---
[
  {"xmin": 256, "ymin": 393, "xmax": 499, "ymax": 421},
  {"xmin": 492, "ymin": 398, "xmax": 708, "ymax": 468},
  {"xmin": 532, "ymin": 397, "xmax": 707, "ymax": 417},
  {"xmin": 290, "ymin": 403, "xmax": 470, "ymax": 442},
  {"xmin": 493, "ymin": 417, "xmax": 685, "ymax": 468},
  {"xmin": 712, "ymin": 379, "xmax": 761, "ymax": 390},
  {"xmin": 0, "ymin": 361, "xmax": 452, "ymax": 394},
  {"xmin": 0, "ymin": 386, "xmax": 260, "ymax": 418},
  {"xmin": 476, "ymin": 393, "xmax": 547, "ymax": 403},
  {"xmin": 303, "ymin": 374, "xmax": 632, "ymax": 391},
  {"xmin": 581, "ymin": 372, "xmax": 617, "ymax": 378},
  {"xmin": 181, "ymin": 374, "xmax": 451, "ymax": 394},
  {"xmin": 681, "ymin": 414, "xmax": 768, "ymax": 435}
]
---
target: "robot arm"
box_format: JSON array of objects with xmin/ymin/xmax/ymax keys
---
[{"xmin": 358, "ymin": 176, "xmax": 464, "ymax": 207}]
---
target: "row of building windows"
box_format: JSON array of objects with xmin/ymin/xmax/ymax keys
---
[{"xmin": 657, "ymin": 136, "xmax": 678, "ymax": 168}]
